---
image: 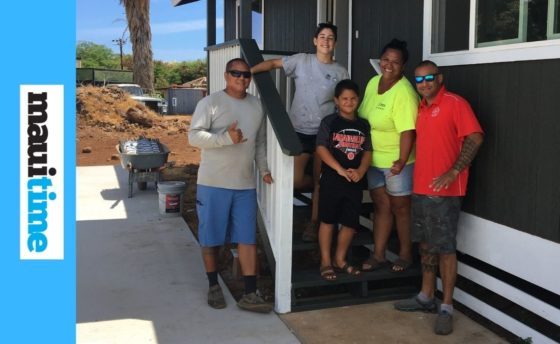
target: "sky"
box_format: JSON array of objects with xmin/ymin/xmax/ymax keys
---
[{"xmin": 76, "ymin": 0, "xmax": 225, "ymax": 62}]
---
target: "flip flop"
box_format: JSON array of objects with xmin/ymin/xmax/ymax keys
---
[
  {"xmin": 392, "ymin": 258, "xmax": 412, "ymax": 272},
  {"xmin": 333, "ymin": 263, "xmax": 361, "ymax": 276},
  {"xmin": 361, "ymin": 256, "xmax": 388, "ymax": 272},
  {"xmin": 320, "ymin": 265, "xmax": 337, "ymax": 281}
]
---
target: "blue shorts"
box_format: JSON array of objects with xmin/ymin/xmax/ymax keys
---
[
  {"xmin": 366, "ymin": 163, "xmax": 414, "ymax": 196},
  {"xmin": 196, "ymin": 185, "xmax": 257, "ymax": 247}
]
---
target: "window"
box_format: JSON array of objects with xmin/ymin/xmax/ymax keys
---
[
  {"xmin": 549, "ymin": 0, "xmax": 560, "ymax": 38},
  {"xmin": 425, "ymin": 0, "xmax": 560, "ymax": 65},
  {"xmin": 432, "ymin": 0, "xmax": 470, "ymax": 53}
]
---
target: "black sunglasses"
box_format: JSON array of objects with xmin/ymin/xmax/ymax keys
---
[
  {"xmin": 227, "ymin": 70, "xmax": 252, "ymax": 79},
  {"xmin": 414, "ymin": 73, "xmax": 440, "ymax": 84}
]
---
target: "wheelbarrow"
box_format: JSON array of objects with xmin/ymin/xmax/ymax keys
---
[{"xmin": 116, "ymin": 138, "xmax": 170, "ymax": 198}]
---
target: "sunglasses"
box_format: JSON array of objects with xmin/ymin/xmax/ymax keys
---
[
  {"xmin": 227, "ymin": 70, "xmax": 252, "ymax": 79},
  {"xmin": 414, "ymin": 73, "xmax": 439, "ymax": 84}
]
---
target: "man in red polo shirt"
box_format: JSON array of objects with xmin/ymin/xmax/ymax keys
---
[{"xmin": 394, "ymin": 60, "xmax": 484, "ymax": 335}]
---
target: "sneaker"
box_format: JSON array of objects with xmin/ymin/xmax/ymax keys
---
[
  {"xmin": 434, "ymin": 310, "xmax": 453, "ymax": 335},
  {"xmin": 394, "ymin": 296, "xmax": 436, "ymax": 313},
  {"xmin": 237, "ymin": 291, "xmax": 273, "ymax": 313},
  {"xmin": 207, "ymin": 284, "xmax": 226, "ymax": 309},
  {"xmin": 301, "ymin": 222, "xmax": 318, "ymax": 242}
]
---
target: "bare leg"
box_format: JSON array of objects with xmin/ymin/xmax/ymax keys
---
[
  {"xmin": 201, "ymin": 246, "xmax": 219, "ymax": 272},
  {"xmin": 237, "ymin": 243, "xmax": 257, "ymax": 276},
  {"xmin": 318, "ymin": 222, "xmax": 335, "ymax": 267},
  {"xmin": 334, "ymin": 226, "xmax": 356, "ymax": 268},
  {"xmin": 310, "ymin": 151, "xmax": 322, "ymax": 223},
  {"xmin": 390, "ymin": 195, "xmax": 413, "ymax": 270},
  {"xmin": 293, "ymin": 153, "xmax": 313, "ymax": 191},
  {"xmin": 370, "ymin": 187, "xmax": 392, "ymax": 262},
  {"xmin": 420, "ymin": 243, "xmax": 437, "ymax": 299},
  {"xmin": 439, "ymin": 253, "xmax": 457, "ymax": 305}
]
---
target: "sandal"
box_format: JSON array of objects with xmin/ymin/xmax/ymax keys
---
[
  {"xmin": 320, "ymin": 266, "xmax": 337, "ymax": 281},
  {"xmin": 362, "ymin": 256, "xmax": 388, "ymax": 272},
  {"xmin": 392, "ymin": 258, "xmax": 412, "ymax": 272},
  {"xmin": 333, "ymin": 263, "xmax": 361, "ymax": 276}
]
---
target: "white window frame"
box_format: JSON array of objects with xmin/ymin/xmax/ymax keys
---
[
  {"xmin": 423, "ymin": 0, "xmax": 560, "ymax": 66},
  {"xmin": 548, "ymin": 0, "xmax": 560, "ymax": 39}
]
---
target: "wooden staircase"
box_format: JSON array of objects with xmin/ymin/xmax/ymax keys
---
[{"xmin": 288, "ymin": 192, "xmax": 422, "ymax": 311}]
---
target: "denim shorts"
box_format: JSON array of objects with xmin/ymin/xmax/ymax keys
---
[
  {"xmin": 411, "ymin": 194, "xmax": 463, "ymax": 254},
  {"xmin": 196, "ymin": 185, "xmax": 257, "ymax": 247},
  {"xmin": 366, "ymin": 163, "xmax": 414, "ymax": 196}
]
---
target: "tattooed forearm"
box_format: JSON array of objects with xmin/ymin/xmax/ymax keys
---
[{"xmin": 452, "ymin": 135, "xmax": 482, "ymax": 172}]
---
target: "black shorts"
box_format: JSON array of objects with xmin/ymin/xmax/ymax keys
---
[
  {"xmin": 318, "ymin": 174, "xmax": 363, "ymax": 230},
  {"xmin": 411, "ymin": 194, "xmax": 463, "ymax": 254},
  {"xmin": 296, "ymin": 132, "xmax": 317, "ymax": 154}
]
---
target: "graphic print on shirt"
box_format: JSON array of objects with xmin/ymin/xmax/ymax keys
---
[{"xmin": 332, "ymin": 128, "xmax": 366, "ymax": 160}]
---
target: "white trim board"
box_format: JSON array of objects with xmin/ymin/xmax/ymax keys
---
[
  {"xmin": 458, "ymin": 262, "xmax": 560, "ymax": 327},
  {"xmin": 457, "ymin": 212, "xmax": 560, "ymax": 296},
  {"xmin": 439, "ymin": 280, "xmax": 559, "ymax": 344}
]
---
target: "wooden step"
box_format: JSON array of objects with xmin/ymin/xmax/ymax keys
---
[
  {"xmin": 292, "ymin": 263, "xmax": 421, "ymax": 288},
  {"xmin": 291, "ymin": 285, "xmax": 419, "ymax": 312},
  {"xmin": 291, "ymin": 265, "xmax": 422, "ymax": 312}
]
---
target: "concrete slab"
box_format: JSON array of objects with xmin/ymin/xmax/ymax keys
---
[
  {"xmin": 76, "ymin": 166, "xmax": 299, "ymax": 344},
  {"xmin": 280, "ymin": 301, "xmax": 508, "ymax": 344}
]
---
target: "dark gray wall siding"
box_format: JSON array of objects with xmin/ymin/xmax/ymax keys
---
[
  {"xmin": 224, "ymin": 0, "xmax": 236, "ymax": 41},
  {"xmin": 263, "ymin": 0, "xmax": 316, "ymax": 53},
  {"xmin": 351, "ymin": 0, "xmax": 424, "ymax": 96},
  {"xmin": 443, "ymin": 60, "xmax": 560, "ymax": 243}
]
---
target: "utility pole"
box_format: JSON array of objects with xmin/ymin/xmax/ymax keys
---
[{"xmin": 112, "ymin": 38, "xmax": 126, "ymax": 70}]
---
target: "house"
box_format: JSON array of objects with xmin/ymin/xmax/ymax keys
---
[{"xmin": 174, "ymin": 1, "xmax": 560, "ymax": 342}]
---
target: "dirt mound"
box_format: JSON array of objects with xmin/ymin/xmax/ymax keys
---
[
  {"xmin": 76, "ymin": 85, "xmax": 185, "ymax": 134},
  {"xmin": 76, "ymin": 85, "xmax": 198, "ymax": 166}
]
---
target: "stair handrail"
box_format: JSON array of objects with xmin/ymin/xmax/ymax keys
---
[{"xmin": 237, "ymin": 39, "xmax": 302, "ymax": 156}]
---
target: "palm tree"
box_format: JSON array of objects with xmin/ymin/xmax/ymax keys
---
[{"xmin": 119, "ymin": 0, "xmax": 154, "ymax": 92}]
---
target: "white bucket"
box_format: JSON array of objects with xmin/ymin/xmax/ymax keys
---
[{"xmin": 157, "ymin": 181, "xmax": 186, "ymax": 216}]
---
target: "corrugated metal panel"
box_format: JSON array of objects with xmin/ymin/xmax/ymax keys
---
[
  {"xmin": 208, "ymin": 43, "xmax": 241, "ymax": 93},
  {"xmin": 165, "ymin": 88, "xmax": 206, "ymax": 115},
  {"xmin": 445, "ymin": 59, "xmax": 560, "ymax": 244},
  {"xmin": 264, "ymin": 0, "xmax": 316, "ymax": 53}
]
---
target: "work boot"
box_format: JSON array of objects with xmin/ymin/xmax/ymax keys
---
[
  {"xmin": 434, "ymin": 310, "xmax": 453, "ymax": 335},
  {"xmin": 394, "ymin": 295, "xmax": 436, "ymax": 313},
  {"xmin": 207, "ymin": 284, "xmax": 226, "ymax": 309},
  {"xmin": 237, "ymin": 291, "xmax": 273, "ymax": 313}
]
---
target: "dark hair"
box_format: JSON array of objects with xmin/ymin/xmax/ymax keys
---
[
  {"xmin": 314, "ymin": 22, "xmax": 338, "ymax": 41},
  {"xmin": 415, "ymin": 60, "xmax": 439, "ymax": 72},
  {"xmin": 334, "ymin": 79, "xmax": 359, "ymax": 98},
  {"xmin": 381, "ymin": 38, "xmax": 409, "ymax": 64},
  {"xmin": 225, "ymin": 58, "xmax": 249, "ymax": 71}
]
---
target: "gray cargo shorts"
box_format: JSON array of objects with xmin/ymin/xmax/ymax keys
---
[{"xmin": 411, "ymin": 194, "xmax": 463, "ymax": 254}]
